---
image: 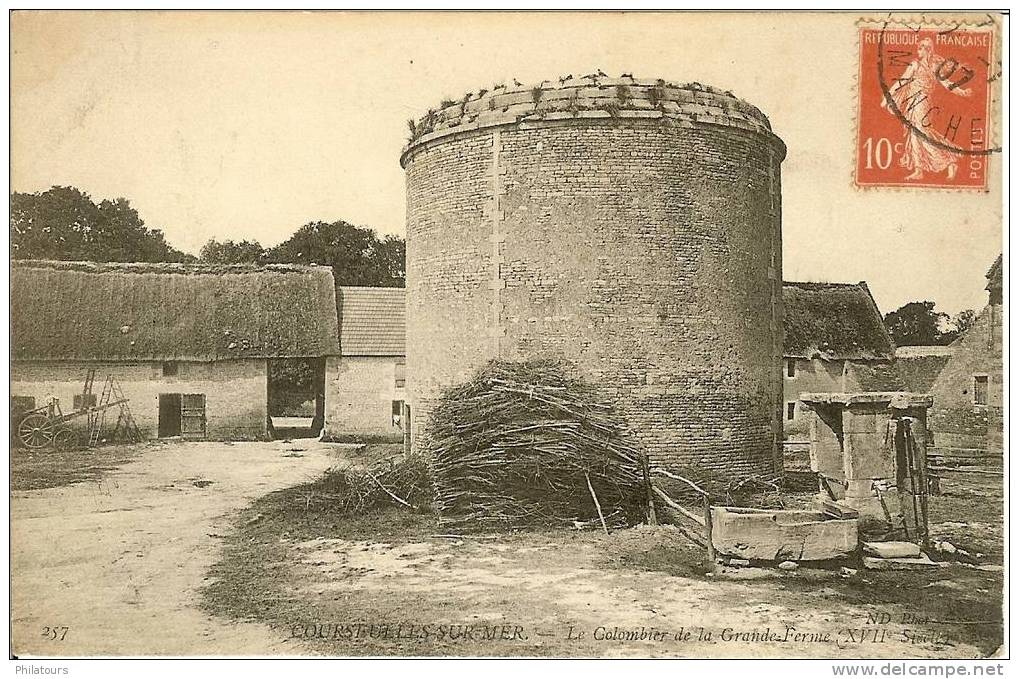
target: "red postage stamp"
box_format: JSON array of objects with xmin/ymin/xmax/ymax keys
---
[{"xmin": 856, "ymin": 20, "xmax": 996, "ymax": 189}]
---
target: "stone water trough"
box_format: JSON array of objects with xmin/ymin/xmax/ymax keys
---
[{"xmin": 710, "ymin": 506, "xmax": 859, "ymax": 561}]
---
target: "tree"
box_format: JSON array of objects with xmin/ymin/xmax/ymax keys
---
[
  {"xmin": 268, "ymin": 358, "xmax": 318, "ymax": 416},
  {"xmin": 371, "ymin": 234, "xmax": 407, "ymax": 287},
  {"xmin": 10, "ymin": 186, "xmax": 192, "ymax": 262},
  {"xmin": 266, "ymin": 220, "xmax": 405, "ymax": 287},
  {"xmin": 884, "ymin": 301, "xmax": 959, "ymax": 346},
  {"xmin": 950, "ymin": 309, "xmax": 977, "ymax": 337},
  {"xmin": 199, "ymin": 238, "xmax": 267, "ymax": 264}
]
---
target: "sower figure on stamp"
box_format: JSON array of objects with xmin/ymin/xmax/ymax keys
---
[{"xmin": 882, "ymin": 37, "xmax": 972, "ymax": 181}]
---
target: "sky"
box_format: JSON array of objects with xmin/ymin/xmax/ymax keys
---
[{"xmin": 10, "ymin": 11, "xmax": 1003, "ymax": 315}]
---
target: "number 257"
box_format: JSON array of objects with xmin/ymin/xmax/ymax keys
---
[{"xmin": 41, "ymin": 626, "xmax": 69, "ymax": 641}]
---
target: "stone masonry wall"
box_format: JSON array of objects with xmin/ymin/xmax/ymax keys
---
[
  {"xmin": 11, "ymin": 359, "xmax": 268, "ymax": 440},
  {"xmin": 784, "ymin": 358, "xmax": 849, "ymax": 440},
  {"xmin": 403, "ymin": 77, "xmax": 786, "ymax": 476},
  {"xmin": 322, "ymin": 355, "xmax": 406, "ymax": 441},
  {"xmin": 928, "ymin": 302, "xmax": 1003, "ymax": 451}
]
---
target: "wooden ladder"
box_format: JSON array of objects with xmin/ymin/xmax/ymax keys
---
[
  {"xmin": 109, "ymin": 378, "xmax": 142, "ymax": 443},
  {"xmin": 82, "ymin": 368, "xmax": 97, "ymax": 435},
  {"xmin": 87, "ymin": 375, "xmax": 114, "ymax": 447}
]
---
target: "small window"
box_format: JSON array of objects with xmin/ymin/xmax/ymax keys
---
[
  {"xmin": 973, "ymin": 375, "xmax": 989, "ymax": 405},
  {"xmin": 392, "ymin": 400, "xmax": 405, "ymax": 428},
  {"xmin": 73, "ymin": 393, "xmax": 98, "ymax": 410},
  {"xmin": 162, "ymin": 361, "xmax": 179, "ymax": 377},
  {"xmin": 786, "ymin": 402, "xmax": 797, "ymax": 421},
  {"xmin": 786, "ymin": 359, "xmax": 796, "ymax": 378},
  {"xmin": 395, "ymin": 359, "xmax": 406, "ymax": 389}
]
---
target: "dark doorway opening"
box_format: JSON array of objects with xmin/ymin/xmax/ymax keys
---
[{"xmin": 158, "ymin": 393, "xmax": 182, "ymax": 437}]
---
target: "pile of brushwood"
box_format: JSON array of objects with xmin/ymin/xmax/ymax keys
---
[
  {"xmin": 297, "ymin": 451, "xmax": 433, "ymax": 515},
  {"xmin": 427, "ymin": 359, "xmax": 650, "ymax": 530}
]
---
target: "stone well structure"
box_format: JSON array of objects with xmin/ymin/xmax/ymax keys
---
[{"xmin": 401, "ymin": 76, "xmax": 786, "ymax": 475}]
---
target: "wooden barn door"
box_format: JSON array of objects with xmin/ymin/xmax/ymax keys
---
[{"xmin": 181, "ymin": 394, "xmax": 207, "ymax": 440}]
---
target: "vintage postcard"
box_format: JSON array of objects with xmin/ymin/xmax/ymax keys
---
[{"xmin": 7, "ymin": 10, "xmax": 1006, "ymax": 669}]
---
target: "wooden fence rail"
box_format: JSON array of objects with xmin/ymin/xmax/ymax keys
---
[{"xmin": 649, "ymin": 468, "xmax": 715, "ymax": 562}]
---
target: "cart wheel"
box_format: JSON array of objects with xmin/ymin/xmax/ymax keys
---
[
  {"xmin": 18, "ymin": 413, "xmax": 55, "ymax": 449},
  {"xmin": 53, "ymin": 428, "xmax": 80, "ymax": 451}
]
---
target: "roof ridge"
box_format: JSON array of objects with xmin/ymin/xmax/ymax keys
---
[
  {"xmin": 338, "ymin": 285, "xmax": 407, "ymax": 291},
  {"xmin": 782, "ymin": 280, "xmax": 865, "ymax": 289},
  {"xmin": 11, "ymin": 259, "xmax": 330, "ymax": 274},
  {"xmin": 12, "ymin": 262, "xmax": 340, "ymax": 360},
  {"xmin": 782, "ymin": 280, "xmax": 894, "ymax": 360}
]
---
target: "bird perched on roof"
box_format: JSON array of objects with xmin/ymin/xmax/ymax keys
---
[
  {"xmin": 513, "ymin": 78, "xmax": 523, "ymax": 86},
  {"xmin": 621, "ymin": 72, "xmax": 633, "ymax": 79},
  {"xmin": 559, "ymin": 74, "xmax": 573, "ymax": 85},
  {"xmin": 596, "ymin": 68, "xmax": 608, "ymax": 77}
]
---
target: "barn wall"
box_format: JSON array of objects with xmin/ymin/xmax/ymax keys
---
[
  {"xmin": 783, "ymin": 358, "xmax": 849, "ymax": 439},
  {"xmin": 10, "ymin": 359, "xmax": 268, "ymax": 440},
  {"xmin": 322, "ymin": 355, "xmax": 406, "ymax": 441},
  {"xmin": 928, "ymin": 302, "xmax": 1003, "ymax": 452},
  {"xmin": 782, "ymin": 358, "xmax": 900, "ymax": 439}
]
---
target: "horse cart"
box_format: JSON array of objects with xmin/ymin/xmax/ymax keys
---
[{"xmin": 14, "ymin": 369, "xmax": 141, "ymax": 450}]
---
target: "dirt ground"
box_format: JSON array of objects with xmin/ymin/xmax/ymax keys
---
[
  {"xmin": 203, "ymin": 460, "xmax": 1004, "ymax": 659},
  {"xmin": 11, "ymin": 440, "xmax": 1003, "ymax": 658},
  {"xmin": 11, "ymin": 441, "xmax": 149, "ymax": 491},
  {"xmin": 10, "ymin": 438, "xmax": 347, "ymax": 656}
]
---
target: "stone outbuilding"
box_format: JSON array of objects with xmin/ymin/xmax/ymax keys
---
[
  {"xmin": 782, "ymin": 281, "xmax": 899, "ymax": 439},
  {"xmin": 898, "ymin": 255, "xmax": 1003, "ymax": 457},
  {"xmin": 322, "ymin": 286, "xmax": 407, "ymax": 442},
  {"xmin": 10, "ymin": 259, "xmax": 340, "ymax": 441}
]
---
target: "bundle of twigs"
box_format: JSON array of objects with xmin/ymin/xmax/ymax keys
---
[
  {"xmin": 427, "ymin": 359, "xmax": 649, "ymax": 530},
  {"xmin": 658, "ymin": 467, "xmax": 787, "ymax": 509},
  {"xmin": 295, "ymin": 453, "xmax": 433, "ymax": 515}
]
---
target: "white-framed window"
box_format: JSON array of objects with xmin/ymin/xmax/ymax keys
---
[
  {"xmin": 786, "ymin": 358, "xmax": 796, "ymax": 379},
  {"xmin": 786, "ymin": 401, "xmax": 797, "ymax": 421},
  {"xmin": 395, "ymin": 359, "xmax": 406, "ymax": 389},
  {"xmin": 973, "ymin": 374, "xmax": 989, "ymax": 405}
]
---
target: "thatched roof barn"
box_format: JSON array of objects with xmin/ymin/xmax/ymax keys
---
[
  {"xmin": 12, "ymin": 260, "xmax": 340, "ymax": 361},
  {"xmin": 11, "ymin": 259, "xmax": 340, "ymax": 442},
  {"xmin": 781, "ymin": 281, "xmax": 896, "ymax": 438},
  {"xmin": 783, "ymin": 281, "xmax": 894, "ymax": 361}
]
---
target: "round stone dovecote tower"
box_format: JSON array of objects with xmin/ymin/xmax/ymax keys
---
[{"xmin": 401, "ymin": 76, "xmax": 786, "ymax": 476}]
